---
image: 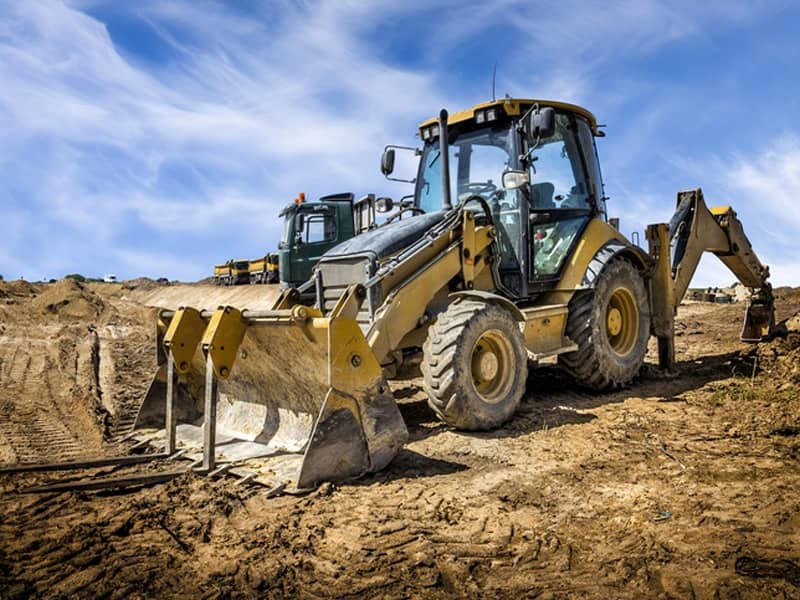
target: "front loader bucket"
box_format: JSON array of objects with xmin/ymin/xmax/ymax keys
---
[{"xmin": 134, "ymin": 307, "xmax": 408, "ymax": 492}]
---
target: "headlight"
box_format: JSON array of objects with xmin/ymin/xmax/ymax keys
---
[{"xmin": 475, "ymin": 111, "xmax": 485, "ymax": 124}]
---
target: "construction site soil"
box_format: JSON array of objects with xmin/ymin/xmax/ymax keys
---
[{"xmin": 1, "ymin": 279, "xmax": 798, "ymax": 598}]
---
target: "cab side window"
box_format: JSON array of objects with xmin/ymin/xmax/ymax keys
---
[
  {"xmin": 528, "ymin": 114, "xmax": 591, "ymax": 211},
  {"xmin": 300, "ymin": 210, "xmax": 337, "ymax": 244}
]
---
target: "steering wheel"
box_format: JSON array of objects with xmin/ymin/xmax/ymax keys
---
[
  {"xmin": 464, "ymin": 182, "xmax": 497, "ymax": 196},
  {"xmin": 385, "ymin": 206, "xmax": 426, "ymax": 224}
]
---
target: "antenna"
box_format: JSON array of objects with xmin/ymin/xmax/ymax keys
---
[{"xmin": 492, "ymin": 61, "xmax": 497, "ymax": 101}]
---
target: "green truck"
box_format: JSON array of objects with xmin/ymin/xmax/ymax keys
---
[{"xmin": 214, "ymin": 192, "xmax": 381, "ymax": 288}]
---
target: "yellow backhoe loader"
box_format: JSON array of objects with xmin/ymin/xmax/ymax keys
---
[{"xmin": 133, "ymin": 99, "xmax": 774, "ymax": 492}]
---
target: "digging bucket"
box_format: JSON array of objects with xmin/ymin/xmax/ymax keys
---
[
  {"xmin": 134, "ymin": 304, "xmax": 408, "ymax": 491},
  {"xmin": 741, "ymin": 299, "xmax": 775, "ymax": 343}
]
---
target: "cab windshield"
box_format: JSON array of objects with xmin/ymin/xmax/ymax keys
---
[
  {"xmin": 417, "ymin": 125, "xmax": 522, "ymax": 269},
  {"xmin": 279, "ymin": 208, "xmax": 295, "ymax": 249}
]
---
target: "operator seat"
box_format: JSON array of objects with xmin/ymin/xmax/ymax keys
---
[{"xmin": 531, "ymin": 182, "xmax": 555, "ymax": 209}]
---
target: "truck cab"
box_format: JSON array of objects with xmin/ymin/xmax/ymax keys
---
[{"xmin": 278, "ymin": 194, "xmax": 357, "ymax": 287}]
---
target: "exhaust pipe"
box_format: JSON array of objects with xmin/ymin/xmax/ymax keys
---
[{"xmin": 439, "ymin": 109, "xmax": 452, "ymax": 210}]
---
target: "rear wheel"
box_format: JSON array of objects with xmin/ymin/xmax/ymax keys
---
[
  {"xmin": 558, "ymin": 259, "xmax": 650, "ymax": 390},
  {"xmin": 421, "ymin": 298, "xmax": 527, "ymax": 430}
]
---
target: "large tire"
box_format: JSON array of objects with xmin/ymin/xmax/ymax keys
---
[
  {"xmin": 421, "ymin": 298, "xmax": 528, "ymax": 430},
  {"xmin": 558, "ymin": 259, "xmax": 650, "ymax": 390}
]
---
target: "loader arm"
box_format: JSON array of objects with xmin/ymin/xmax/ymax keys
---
[
  {"xmin": 647, "ymin": 188, "xmax": 774, "ymax": 370},
  {"xmin": 364, "ymin": 209, "xmax": 495, "ymax": 365}
]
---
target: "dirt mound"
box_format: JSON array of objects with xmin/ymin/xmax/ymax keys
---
[
  {"xmin": 737, "ymin": 311, "xmax": 800, "ymax": 384},
  {"xmin": 30, "ymin": 278, "xmax": 105, "ymax": 319},
  {"xmin": 121, "ymin": 277, "xmax": 166, "ymax": 291},
  {"xmin": 0, "ymin": 280, "xmax": 38, "ymax": 300}
]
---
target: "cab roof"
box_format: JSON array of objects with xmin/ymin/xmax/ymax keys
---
[{"xmin": 418, "ymin": 98, "xmax": 602, "ymax": 136}]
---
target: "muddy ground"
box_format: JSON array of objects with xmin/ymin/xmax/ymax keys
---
[{"xmin": 0, "ymin": 279, "xmax": 798, "ymax": 598}]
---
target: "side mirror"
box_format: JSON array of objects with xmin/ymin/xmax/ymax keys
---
[
  {"xmin": 381, "ymin": 148, "xmax": 396, "ymax": 176},
  {"xmin": 502, "ymin": 170, "xmax": 530, "ymax": 190},
  {"xmin": 529, "ymin": 106, "xmax": 556, "ymax": 139},
  {"xmin": 375, "ymin": 197, "xmax": 394, "ymax": 213}
]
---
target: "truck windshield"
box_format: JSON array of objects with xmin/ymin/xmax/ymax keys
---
[
  {"xmin": 417, "ymin": 125, "xmax": 521, "ymax": 270},
  {"xmin": 279, "ymin": 208, "xmax": 295, "ymax": 249}
]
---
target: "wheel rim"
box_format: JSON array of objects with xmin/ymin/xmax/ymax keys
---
[
  {"xmin": 470, "ymin": 329, "xmax": 515, "ymax": 404},
  {"xmin": 606, "ymin": 287, "xmax": 639, "ymax": 356}
]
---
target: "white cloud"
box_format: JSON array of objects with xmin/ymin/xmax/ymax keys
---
[
  {"xmin": 726, "ymin": 135, "xmax": 800, "ymax": 228},
  {"xmin": 0, "ymin": 0, "xmax": 796, "ymax": 286},
  {"xmin": 633, "ymin": 134, "xmax": 800, "ymax": 287},
  {"xmin": 0, "ymin": 0, "xmax": 445, "ymax": 280}
]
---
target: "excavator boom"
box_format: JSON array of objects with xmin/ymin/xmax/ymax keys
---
[{"xmin": 647, "ymin": 188, "xmax": 774, "ymax": 370}]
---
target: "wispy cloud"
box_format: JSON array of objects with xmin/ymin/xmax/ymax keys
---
[
  {"xmin": 0, "ymin": 0, "xmax": 445, "ymax": 280},
  {"xmin": 0, "ymin": 0, "xmax": 797, "ymax": 287}
]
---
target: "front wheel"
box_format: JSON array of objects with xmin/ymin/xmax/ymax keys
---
[
  {"xmin": 421, "ymin": 298, "xmax": 528, "ymax": 430},
  {"xmin": 558, "ymin": 258, "xmax": 650, "ymax": 390}
]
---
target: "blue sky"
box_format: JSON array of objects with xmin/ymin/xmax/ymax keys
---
[{"xmin": 1, "ymin": 0, "xmax": 799, "ymax": 286}]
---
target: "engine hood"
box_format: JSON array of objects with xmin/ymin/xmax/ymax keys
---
[{"xmin": 319, "ymin": 211, "xmax": 447, "ymax": 263}]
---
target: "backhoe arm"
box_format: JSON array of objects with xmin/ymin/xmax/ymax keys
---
[
  {"xmin": 667, "ymin": 189, "xmax": 771, "ymax": 303},
  {"xmin": 647, "ymin": 188, "xmax": 775, "ymax": 370}
]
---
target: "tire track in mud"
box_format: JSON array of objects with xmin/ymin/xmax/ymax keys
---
[
  {"xmin": 98, "ymin": 333, "xmax": 155, "ymax": 442},
  {"xmin": 0, "ymin": 409, "xmax": 83, "ymax": 463},
  {"xmin": 0, "ymin": 294, "xmax": 158, "ymax": 465},
  {"xmin": 251, "ymin": 480, "xmax": 624, "ymax": 597},
  {"xmin": 0, "ymin": 331, "xmax": 101, "ymax": 464}
]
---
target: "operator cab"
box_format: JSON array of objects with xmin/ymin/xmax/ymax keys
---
[{"xmin": 412, "ymin": 99, "xmax": 607, "ymax": 298}]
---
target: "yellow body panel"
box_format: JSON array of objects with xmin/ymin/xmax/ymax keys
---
[
  {"xmin": 248, "ymin": 258, "xmax": 267, "ymax": 273},
  {"xmin": 460, "ymin": 211, "xmax": 495, "ymax": 287},
  {"xmin": 521, "ymin": 304, "xmax": 576, "ymax": 359}
]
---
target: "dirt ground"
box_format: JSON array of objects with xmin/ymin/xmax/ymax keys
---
[{"xmin": 0, "ymin": 279, "xmax": 798, "ymax": 598}]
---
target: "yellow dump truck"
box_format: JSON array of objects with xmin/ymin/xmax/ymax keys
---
[
  {"xmin": 213, "ymin": 259, "xmax": 250, "ymax": 286},
  {"xmin": 247, "ymin": 254, "xmax": 279, "ymax": 284}
]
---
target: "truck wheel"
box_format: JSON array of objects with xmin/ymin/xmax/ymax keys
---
[
  {"xmin": 558, "ymin": 259, "xmax": 650, "ymax": 390},
  {"xmin": 421, "ymin": 298, "xmax": 527, "ymax": 430}
]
